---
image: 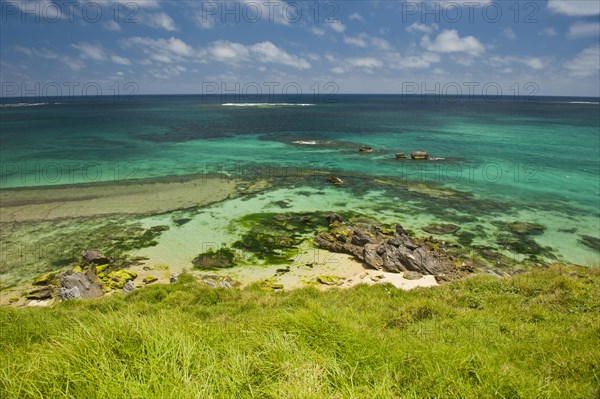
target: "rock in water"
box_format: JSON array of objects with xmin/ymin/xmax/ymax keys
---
[
  {"xmin": 81, "ymin": 250, "xmax": 110, "ymax": 266},
  {"xmin": 411, "ymin": 151, "xmax": 429, "ymax": 160},
  {"xmin": 122, "ymin": 281, "xmax": 135, "ymax": 294},
  {"xmin": 327, "ymin": 176, "xmax": 344, "ymax": 185},
  {"xmin": 395, "ymin": 153, "xmax": 406, "ymax": 159},
  {"xmin": 326, "ymin": 213, "xmax": 344, "ymax": 225},
  {"xmin": 358, "ymin": 146, "xmax": 373, "ymax": 152}
]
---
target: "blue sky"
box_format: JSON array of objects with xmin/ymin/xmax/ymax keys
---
[{"xmin": 1, "ymin": 0, "xmax": 599, "ymax": 97}]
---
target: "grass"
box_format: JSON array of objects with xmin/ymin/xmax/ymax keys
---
[{"xmin": 1, "ymin": 265, "xmax": 599, "ymax": 398}]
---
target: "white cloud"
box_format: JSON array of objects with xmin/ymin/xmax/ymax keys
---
[
  {"xmin": 422, "ymin": 29, "xmax": 485, "ymax": 55},
  {"xmin": 565, "ymin": 45, "xmax": 600, "ymax": 77},
  {"xmin": 568, "ymin": 22, "xmax": 600, "ymax": 38},
  {"xmin": 240, "ymin": 0, "xmax": 293, "ymax": 25},
  {"xmin": 123, "ymin": 37, "xmax": 195, "ymax": 63},
  {"xmin": 310, "ymin": 27, "xmax": 326, "ymax": 36},
  {"xmin": 349, "ymin": 12, "xmax": 364, "ymax": 22},
  {"xmin": 406, "ymin": 22, "xmax": 438, "ymax": 35},
  {"xmin": 250, "ymin": 41, "xmax": 311, "ymax": 70},
  {"xmin": 104, "ymin": 20, "xmax": 122, "ymax": 32},
  {"xmin": 143, "ymin": 12, "xmax": 178, "ymax": 31},
  {"xmin": 192, "ymin": 12, "xmax": 214, "ymax": 30},
  {"xmin": 111, "ymin": 55, "xmax": 131, "ymax": 66},
  {"xmin": 331, "ymin": 67, "xmax": 346, "ymax": 74},
  {"xmin": 501, "ymin": 27, "xmax": 517, "ymax": 40},
  {"xmin": 346, "ymin": 57, "xmax": 383, "ymax": 69},
  {"xmin": 540, "ymin": 27, "xmax": 558, "ymax": 37},
  {"xmin": 548, "ymin": 0, "xmax": 600, "ymax": 16},
  {"xmin": 71, "ymin": 42, "xmax": 107, "ymax": 61},
  {"xmin": 208, "ymin": 41, "xmax": 250, "ymax": 63},
  {"xmin": 15, "ymin": 45, "xmax": 33, "ymax": 56},
  {"xmin": 326, "ymin": 19, "xmax": 346, "ymax": 33},
  {"xmin": 388, "ymin": 52, "xmax": 440, "ymax": 69},
  {"xmin": 344, "ymin": 33, "xmax": 391, "ymax": 50},
  {"xmin": 488, "ymin": 55, "xmax": 545, "ymax": 70}
]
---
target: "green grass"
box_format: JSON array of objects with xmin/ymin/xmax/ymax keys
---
[{"xmin": 1, "ymin": 265, "xmax": 599, "ymax": 398}]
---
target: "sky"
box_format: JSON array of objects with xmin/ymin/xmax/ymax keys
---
[{"xmin": 1, "ymin": 0, "xmax": 599, "ymax": 97}]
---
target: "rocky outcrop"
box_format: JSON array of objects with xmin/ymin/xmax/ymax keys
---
[
  {"xmin": 123, "ymin": 281, "xmax": 135, "ymax": 294},
  {"xmin": 315, "ymin": 216, "xmax": 453, "ymax": 277},
  {"xmin": 60, "ymin": 267, "xmax": 104, "ymax": 299},
  {"xmin": 411, "ymin": 151, "xmax": 430, "ymax": 160},
  {"xmin": 327, "ymin": 176, "xmax": 344, "ymax": 185}
]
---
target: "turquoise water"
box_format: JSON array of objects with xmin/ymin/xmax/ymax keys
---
[{"xmin": 1, "ymin": 95, "xmax": 599, "ymax": 265}]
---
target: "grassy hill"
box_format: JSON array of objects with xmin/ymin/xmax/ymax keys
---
[{"xmin": 1, "ymin": 265, "xmax": 599, "ymax": 398}]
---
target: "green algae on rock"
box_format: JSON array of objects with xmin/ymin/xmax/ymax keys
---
[
  {"xmin": 192, "ymin": 247, "xmax": 236, "ymax": 270},
  {"xmin": 507, "ymin": 222, "xmax": 546, "ymax": 236}
]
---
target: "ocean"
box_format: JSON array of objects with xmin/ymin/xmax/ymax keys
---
[{"xmin": 1, "ymin": 95, "xmax": 599, "ymax": 266}]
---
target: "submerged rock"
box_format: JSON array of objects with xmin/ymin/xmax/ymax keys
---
[
  {"xmin": 395, "ymin": 152, "xmax": 406, "ymax": 159},
  {"xmin": 315, "ymin": 216, "xmax": 453, "ymax": 276},
  {"xmin": 579, "ymin": 235, "xmax": 600, "ymax": 252},
  {"xmin": 411, "ymin": 151, "xmax": 429, "ymax": 160},
  {"xmin": 192, "ymin": 248, "xmax": 235, "ymax": 270},
  {"xmin": 507, "ymin": 222, "xmax": 546, "ymax": 235},
  {"xmin": 422, "ymin": 224, "xmax": 460, "ymax": 235},
  {"xmin": 358, "ymin": 146, "xmax": 373, "ymax": 153},
  {"xmin": 81, "ymin": 250, "xmax": 110, "ymax": 266}
]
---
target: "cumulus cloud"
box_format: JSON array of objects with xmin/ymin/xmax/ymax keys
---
[
  {"xmin": 71, "ymin": 42, "xmax": 107, "ymax": 61},
  {"xmin": 208, "ymin": 41, "xmax": 250, "ymax": 63},
  {"xmin": 406, "ymin": 22, "xmax": 438, "ymax": 35},
  {"xmin": 540, "ymin": 27, "xmax": 558, "ymax": 37},
  {"xmin": 422, "ymin": 29, "xmax": 485, "ymax": 55},
  {"xmin": 349, "ymin": 12, "xmax": 364, "ymax": 22},
  {"xmin": 343, "ymin": 33, "xmax": 391, "ymax": 50},
  {"xmin": 346, "ymin": 57, "xmax": 383, "ymax": 69},
  {"xmin": 390, "ymin": 52, "xmax": 441, "ymax": 69},
  {"xmin": 122, "ymin": 36, "xmax": 195, "ymax": 63},
  {"xmin": 565, "ymin": 45, "xmax": 600, "ymax": 77},
  {"xmin": 250, "ymin": 41, "xmax": 311, "ymax": 70},
  {"xmin": 568, "ymin": 22, "xmax": 600, "ymax": 38},
  {"xmin": 111, "ymin": 55, "xmax": 131, "ymax": 66},
  {"xmin": 143, "ymin": 12, "xmax": 178, "ymax": 31},
  {"xmin": 487, "ymin": 55, "xmax": 545, "ymax": 70},
  {"xmin": 547, "ymin": 0, "xmax": 600, "ymax": 16},
  {"xmin": 501, "ymin": 28, "xmax": 517, "ymax": 40},
  {"xmin": 326, "ymin": 19, "xmax": 346, "ymax": 33}
]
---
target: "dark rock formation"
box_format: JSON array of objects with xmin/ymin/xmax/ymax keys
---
[
  {"xmin": 81, "ymin": 250, "xmax": 110, "ymax": 266},
  {"xmin": 58, "ymin": 287, "xmax": 81, "ymax": 300},
  {"xmin": 411, "ymin": 151, "xmax": 429, "ymax": 160},
  {"xmin": 395, "ymin": 153, "xmax": 406, "ymax": 159},
  {"xmin": 326, "ymin": 213, "xmax": 344, "ymax": 225},
  {"xmin": 579, "ymin": 235, "xmax": 600, "ymax": 252},
  {"xmin": 315, "ymin": 216, "xmax": 453, "ymax": 277},
  {"xmin": 170, "ymin": 273, "xmax": 180, "ymax": 283},
  {"xmin": 422, "ymin": 224, "xmax": 460, "ymax": 235},
  {"xmin": 25, "ymin": 286, "xmax": 54, "ymax": 300},
  {"xmin": 358, "ymin": 146, "xmax": 373, "ymax": 153},
  {"xmin": 507, "ymin": 222, "xmax": 546, "ymax": 235},
  {"xmin": 327, "ymin": 176, "xmax": 344, "ymax": 185}
]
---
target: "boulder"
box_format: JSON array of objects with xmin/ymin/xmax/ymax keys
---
[
  {"xmin": 395, "ymin": 153, "xmax": 406, "ymax": 159},
  {"xmin": 411, "ymin": 151, "xmax": 429, "ymax": 160},
  {"xmin": 326, "ymin": 213, "xmax": 344, "ymax": 225},
  {"xmin": 58, "ymin": 286, "xmax": 81, "ymax": 300},
  {"xmin": 327, "ymin": 176, "xmax": 344, "ymax": 185},
  {"xmin": 317, "ymin": 276, "xmax": 343, "ymax": 286},
  {"xmin": 25, "ymin": 286, "xmax": 54, "ymax": 300},
  {"xmin": 33, "ymin": 272, "xmax": 57, "ymax": 286},
  {"xmin": 143, "ymin": 276, "xmax": 158, "ymax": 284},
  {"xmin": 170, "ymin": 273, "xmax": 180, "ymax": 283},
  {"xmin": 123, "ymin": 280, "xmax": 135, "ymax": 294},
  {"xmin": 403, "ymin": 271, "xmax": 423, "ymax": 280},
  {"xmin": 81, "ymin": 250, "xmax": 110, "ymax": 266},
  {"xmin": 60, "ymin": 268, "xmax": 104, "ymax": 299}
]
